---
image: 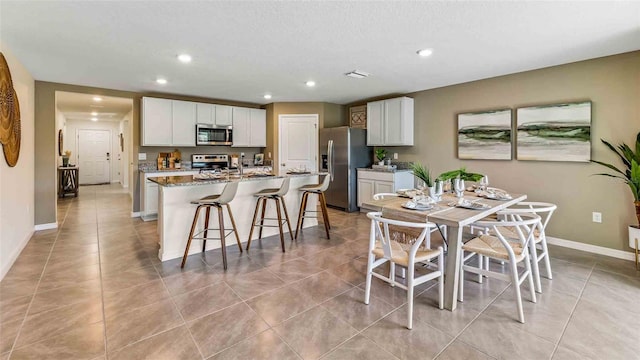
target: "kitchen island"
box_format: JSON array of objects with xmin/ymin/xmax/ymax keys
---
[{"xmin": 147, "ymin": 173, "xmax": 321, "ymax": 261}]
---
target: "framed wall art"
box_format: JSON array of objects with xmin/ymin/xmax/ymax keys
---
[
  {"xmin": 516, "ymin": 101, "xmax": 591, "ymax": 162},
  {"xmin": 349, "ymin": 105, "xmax": 366, "ymax": 128},
  {"xmin": 457, "ymin": 108, "xmax": 512, "ymax": 160}
]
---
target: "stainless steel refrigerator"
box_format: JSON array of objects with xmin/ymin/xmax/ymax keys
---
[{"xmin": 319, "ymin": 127, "xmax": 371, "ymax": 212}]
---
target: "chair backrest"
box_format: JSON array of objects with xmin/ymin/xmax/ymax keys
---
[
  {"xmin": 366, "ymin": 211, "xmax": 435, "ymax": 260},
  {"xmin": 217, "ymin": 181, "xmax": 240, "ymax": 204},
  {"xmin": 373, "ymin": 193, "xmax": 398, "ymax": 200},
  {"xmin": 472, "ymin": 213, "xmax": 541, "ymax": 258},
  {"xmin": 275, "ymin": 177, "xmax": 290, "ymax": 196},
  {"xmin": 319, "ymin": 174, "xmax": 331, "ymax": 192},
  {"xmin": 504, "ymin": 202, "xmax": 557, "ymax": 230}
]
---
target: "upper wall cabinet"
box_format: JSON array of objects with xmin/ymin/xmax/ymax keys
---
[
  {"xmin": 232, "ymin": 107, "xmax": 266, "ymax": 147},
  {"xmin": 196, "ymin": 103, "xmax": 233, "ymax": 126},
  {"xmin": 366, "ymin": 96, "xmax": 414, "ymax": 146},
  {"xmin": 215, "ymin": 105, "xmax": 233, "ymax": 126},
  {"xmin": 141, "ymin": 97, "xmax": 173, "ymax": 146},
  {"xmin": 172, "ymin": 100, "xmax": 196, "ymax": 146}
]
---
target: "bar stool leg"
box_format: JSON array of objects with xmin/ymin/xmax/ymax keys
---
[
  {"xmin": 182, "ymin": 205, "xmax": 203, "ymax": 268},
  {"xmin": 274, "ymin": 197, "xmax": 286, "ymax": 252},
  {"xmin": 320, "ymin": 192, "xmax": 331, "ymax": 229},
  {"xmin": 258, "ymin": 197, "xmax": 268, "ymax": 239},
  {"xmin": 319, "ymin": 192, "xmax": 331, "ymax": 238},
  {"xmin": 295, "ymin": 192, "xmax": 309, "ymax": 239},
  {"xmin": 202, "ymin": 206, "xmax": 211, "ymax": 252},
  {"xmin": 246, "ymin": 197, "xmax": 263, "ymax": 251},
  {"xmin": 279, "ymin": 196, "xmax": 294, "ymax": 240},
  {"xmin": 217, "ymin": 205, "xmax": 228, "ymax": 270},
  {"xmin": 225, "ymin": 204, "xmax": 243, "ymax": 252}
]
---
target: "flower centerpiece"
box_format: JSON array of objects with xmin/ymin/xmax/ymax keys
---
[{"xmin": 62, "ymin": 150, "xmax": 71, "ymax": 167}]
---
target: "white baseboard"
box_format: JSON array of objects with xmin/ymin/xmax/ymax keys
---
[
  {"xmin": 547, "ymin": 236, "xmax": 635, "ymax": 261},
  {"xmin": 34, "ymin": 222, "xmax": 58, "ymax": 231},
  {"xmin": 0, "ymin": 229, "xmax": 34, "ymax": 281},
  {"xmin": 130, "ymin": 211, "xmax": 141, "ymax": 218}
]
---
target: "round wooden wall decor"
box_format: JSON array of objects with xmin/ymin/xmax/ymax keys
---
[
  {"xmin": 0, "ymin": 52, "xmax": 21, "ymax": 167},
  {"xmin": 58, "ymin": 129, "xmax": 63, "ymax": 156}
]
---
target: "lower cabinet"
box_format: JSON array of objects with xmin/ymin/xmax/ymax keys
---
[
  {"xmin": 357, "ymin": 170, "xmax": 414, "ymax": 210},
  {"xmin": 140, "ymin": 171, "xmax": 199, "ymax": 221}
]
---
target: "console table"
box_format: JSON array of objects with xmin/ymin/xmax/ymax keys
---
[{"xmin": 58, "ymin": 166, "xmax": 79, "ymax": 197}]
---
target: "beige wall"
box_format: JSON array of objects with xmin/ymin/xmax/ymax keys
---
[
  {"xmin": 386, "ymin": 51, "xmax": 639, "ymax": 251},
  {"xmin": 0, "ymin": 44, "xmax": 35, "ymax": 279},
  {"xmin": 264, "ymin": 102, "xmax": 346, "ymax": 172},
  {"xmin": 34, "ymin": 82, "xmax": 261, "ymax": 224}
]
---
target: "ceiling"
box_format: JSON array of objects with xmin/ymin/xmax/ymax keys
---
[
  {"xmin": 56, "ymin": 92, "xmax": 133, "ymax": 123},
  {"xmin": 2, "ymin": 1, "xmax": 639, "ymax": 105}
]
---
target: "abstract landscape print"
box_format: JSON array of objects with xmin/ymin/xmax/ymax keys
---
[
  {"xmin": 516, "ymin": 101, "xmax": 591, "ymax": 162},
  {"xmin": 457, "ymin": 109, "xmax": 512, "ymax": 160}
]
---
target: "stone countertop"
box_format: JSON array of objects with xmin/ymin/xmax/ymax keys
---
[
  {"xmin": 140, "ymin": 167, "xmax": 197, "ymax": 173},
  {"xmin": 147, "ymin": 172, "xmax": 322, "ymax": 187},
  {"xmin": 357, "ymin": 168, "xmax": 412, "ymax": 173}
]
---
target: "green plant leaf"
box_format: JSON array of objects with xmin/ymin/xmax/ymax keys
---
[
  {"xmin": 601, "ymin": 139, "xmax": 630, "ymax": 168},
  {"xmin": 409, "ymin": 162, "xmax": 433, "ymax": 187},
  {"xmin": 590, "ymin": 160, "xmax": 626, "ymax": 177}
]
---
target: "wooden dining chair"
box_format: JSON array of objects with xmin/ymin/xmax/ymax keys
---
[
  {"xmin": 364, "ymin": 212, "xmax": 444, "ymax": 330},
  {"xmin": 459, "ymin": 213, "xmax": 540, "ymax": 323}
]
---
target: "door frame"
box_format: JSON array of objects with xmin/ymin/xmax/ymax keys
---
[
  {"xmin": 278, "ymin": 114, "xmax": 319, "ymax": 175},
  {"xmin": 76, "ymin": 128, "xmax": 112, "ymax": 184}
]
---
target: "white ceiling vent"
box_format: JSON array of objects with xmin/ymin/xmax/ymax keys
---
[{"xmin": 345, "ymin": 70, "xmax": 369, "ymax": 79}]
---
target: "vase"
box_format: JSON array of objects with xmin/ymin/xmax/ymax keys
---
[{"xmin": 378, "ymin": 161, "xmax": 385, "ymax": 166}]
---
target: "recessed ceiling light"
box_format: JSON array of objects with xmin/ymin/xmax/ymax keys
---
[
  {"xmin": 416, "ymin": 48, "xmax": 433, "ymax": 57},
  {"xmin": 263, "ymin": 94, "xmax": 272, "ymax": 100},
  {"xmin": 177, "ymin": 54, "xmax": 192, "ymax": 63},
  {"xmin": 93, "ymin": 96, "xmax": 102, "ymax": 102},
  {"xmin": 91, "ymin": 111, "xmax": 98, "ymax": 116},
  {"xmin": 306, "ymin": 80, "xmax": 316, "ymax": 87},
  {"xmin": 345, "ymin": 70, "xmax": 369, "ymax": 79},
  {"xmin": 156, "ymin": 78, "xmax": 168, "ymax": 85},
  {"xmin": 91, "ymin": 117, "xmax": 98, "ymax": 122}
]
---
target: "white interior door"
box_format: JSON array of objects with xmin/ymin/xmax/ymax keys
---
[
  {"xmin": 78, "ymin": 129, "xmax": 111, "ymax": 185},
  {"xmin": 278, "ymin": 114, "xmax": 319, "ymax": 174}
]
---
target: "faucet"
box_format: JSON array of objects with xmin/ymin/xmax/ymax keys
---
[{"xmin": 239, "ymin": 154, "xmax": 244, "ymax": 177}]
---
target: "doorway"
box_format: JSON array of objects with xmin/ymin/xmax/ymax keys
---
[
  {"xmin": 278, "ymin": 114, "xmax": 319, "ymax": 174},
  {"xmin": 78, "ymin": 129, "xmax": 111, "ymax": 184}
]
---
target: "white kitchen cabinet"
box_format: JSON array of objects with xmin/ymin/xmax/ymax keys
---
[
  {"xmin": 172, "ymin": 100, "xmax": 196, "ymax": 146},
  {"xmin": 232, "ymin": 107, "xmax": 266, "ymax": 147},
  {"xmin": 141, "ymin": 97, "xmax": 172, "ymax": 146},
  {"xmin": 249, "ymin": 109, "xmax": 266, "ymax": 147},
  {"xmin": 357, "ymin": 169, "xmax": 414, "ymax": 210},
  {"xmin": 215, "ymin": 105, "xmax": 233, "ymax": 126},
  {"xmin": 366, "ymin": 96, "xmax": 414, "ymax": 146},
  {"xmin": 196, "ymin": 102, "xmax": 214, "ymax": 125},
  {"xmin": 140, "ymin": 170, "xmax": 199, "ymax": 221}
]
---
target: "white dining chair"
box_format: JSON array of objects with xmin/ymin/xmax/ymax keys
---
[
  {"xmin": 458, "ymin": 213, "xmax": 540, "ymax": 323},
  {"xmin": 498, "ymin": 202, "xmax": 556, "ymax": 293},
  {"xmin": 364, "ymin": 212, "xmax": 444, "ymax": 330}
]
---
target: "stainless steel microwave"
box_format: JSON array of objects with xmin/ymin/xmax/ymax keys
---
[{"xmin": 196, "ymin": 124, "xmax": 233, "ymax": 146}]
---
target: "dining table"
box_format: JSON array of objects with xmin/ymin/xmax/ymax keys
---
[{"xmin": 362, "ymin": 190, "xmax": 526, "ymax": 311}]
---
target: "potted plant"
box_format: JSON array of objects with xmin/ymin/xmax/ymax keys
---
[
  {"xmin": 437, "ymin": 167, "xmax": 484, "ymax": 182},
  {"xmin": 409, "ymin": 162, "xmax": 443, "ymax": 200},
  {"xmin": 591, "ymin": 131, "xmax": 640, "ymax": 268},
  {"xmin": 62, "ymin": 150, "xmax": 71, "ymax": 167},
  {"xmin": 375, "ymin": 148, "xmax": 387, "ymax": 166}
]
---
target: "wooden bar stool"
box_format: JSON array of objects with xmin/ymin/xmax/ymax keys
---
[
  {"xmin": 246, "ymin": 178, "xmax": 293, "ymax": 252},
  {"xmin": 181, "ymin": 181, "xmax": 242, "ymax": 270},
  {"xmin": 295, "ymin": 174, "xmax": 331, "ymax": 239}
]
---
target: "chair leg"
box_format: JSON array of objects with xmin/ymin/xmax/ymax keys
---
[
  {"xmin": 218, "ymin": 206, "xmax": 228, "ymax": 270},
  {"xmin": 540, "ymin": 235, "xmax": 553, "ymax": 280},
  {"xmin": 258, "ymin": 197, "xmax": 267, "ymax": 239},
  {"xmin": 279, "ymin": 196, "xmax": 294, "ymax": 240},
  {"xmin": 246, "ymin": 197, "xmax": 262, "ymax": 251},
  {"xmin": 438, "ymin": 248, "xmax": 444, "ymax": 310},
  {"xmin": 389, "ymin": 261, "xmax": 396, "ymax": 287},
  {"xmin": 478, "ymin": 254, "xmax": 484, "ymax": 284},
  {"xmin": 295, "ymin": 192, "xmax": 309, "ymax": 239},
  {"xmin": 407, "ymin": 264, "xmax": 415, "ymax": 330},
  {"xmin": 509, "ymin": 260, "xmax": 525, "ymax": 323},
  {"xmin": 458, "ymin": 250, "xmax": 465, "ymax": 302},
  {"xmin": 226, "ymin": 204, "xmax": 243, "ymax": 253},
  {"xmin": 529, "ymin": 240, "xmax": 542, "ymax": 293},
  {"xmin": 399, "ymin": 266, "xmax": 406, "ymax": 279},
  {"xmin": 182, "ymin": 205, "xmax": 202, "ymax": 268},
  {"xmin": 319, "ymin": 192, "xmax": 331, "ymax": 238},
  {"xmin": 202, "ymin": 206, "xmax": 211, "ymax": 253},
  {"xmin": 524, "ymin": 252, "xmax": 537, "ymax": 304},
  {"xmin": 274, "ymin": 198, "xmax": 286, "ymax": 253},
  {"xmin": 364, "ymin": 252, "xmax": 375, "ymax": 305}
]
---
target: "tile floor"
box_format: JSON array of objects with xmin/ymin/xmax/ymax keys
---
[{"xmin": 1, "ymin": 184, "xmax": 639, "ymax": 359}]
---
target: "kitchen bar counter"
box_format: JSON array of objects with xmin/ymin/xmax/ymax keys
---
[
  {"xmin": 356, "ymin": 167, "xmax": 412, "ymax": 173},
  {"xmin": 152, "ymin": 173, "xmax": 321, "ymax": 262}
]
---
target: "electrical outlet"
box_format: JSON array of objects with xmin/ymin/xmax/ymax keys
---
[
  {"xmin": 393, "ymin": 153, "xmax": 398, "ymax": 160},
  {"xmin": 138, "ymin": 153, "xmax": 147, "ymax": 160},
  {"xmin": 592, "ymin": 212, "xmax": 602, "ymax": 223}
]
